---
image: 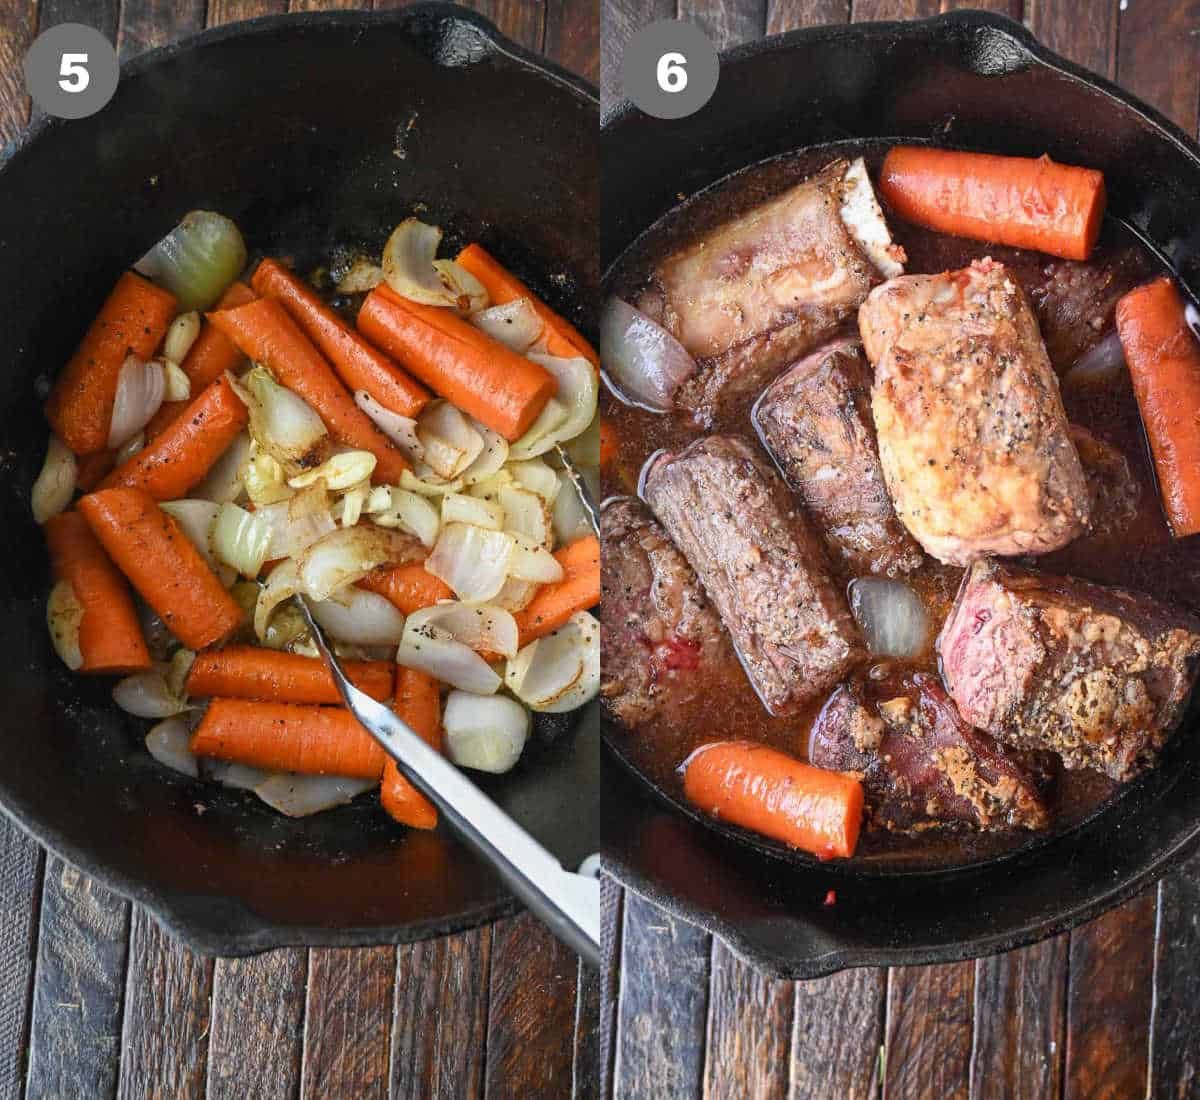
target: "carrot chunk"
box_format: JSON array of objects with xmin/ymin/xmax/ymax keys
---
[
  {"xmin": 513, "ymin": 535, "xmax": 600, "ymax": 647},
  {"xmin": 358, "ymin": 562, "xmax": 453, "ymax": 616},
  {"xmin": 186, "ymin": 645, "xmax": 393, "ymax": 704},
  {"xmin": 380, "ymin": 668, "xmax": 443, "ymax": 830}
]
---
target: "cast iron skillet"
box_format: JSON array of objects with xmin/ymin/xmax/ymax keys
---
[
  {"xmin": 602, "ymin": 9, "xmax": 1200, "ymax": 979},
  {"xmin": 0, "ymin": 5, "xmax": 598, "ymax": 956}
]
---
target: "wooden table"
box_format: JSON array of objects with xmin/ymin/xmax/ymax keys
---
[
  {"xmin": 0, "ymin": 3, "xmax": 597, "ymax": 1098},
  {"xmin": 600, "ymin": 1, "xmax": 1200, "ymax": 1098}
]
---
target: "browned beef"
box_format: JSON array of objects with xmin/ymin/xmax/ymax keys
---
[
  {"xmin": 938, "ymin": 559, "xmax": 1200, "ymax": 780},
  {"xmin": 810, "ymin": 674, "xmax": 1050, "ymax": 832},
  {"xmin": 642, "ymin": 435, "xmax": 864, "ymax": 716},
  {"xmin": 859, "ymin": 258, "xmax": 1089, "ymax": 565},
  {"xmin": 1069, "ymin": 424, "xmax": 1141, "ymax": 539},
  {"xmin": 754, "ymin": 340, "xmax": 923, "ymax": 576},
  {"xmin": 599, "ymin": 497, "xmax": 738, "ymax": 727}
]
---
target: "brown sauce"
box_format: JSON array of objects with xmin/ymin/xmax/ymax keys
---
[{"xmin": 602, "ymin": 140, "xmax": 1200, "ymax": 869}]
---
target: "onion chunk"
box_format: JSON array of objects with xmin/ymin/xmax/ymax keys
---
[{"xmin": 848, "ymin": 577, "xmax": 932, "ymax": 659}]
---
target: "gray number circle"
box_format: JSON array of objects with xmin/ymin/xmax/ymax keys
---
[
  {"xmin": 24, "ymin": 24, "xmax": 119, "ymax": 121},
  {"xmin": 622, "ymin": 20, "xmax": 719, "ymax": 120}
]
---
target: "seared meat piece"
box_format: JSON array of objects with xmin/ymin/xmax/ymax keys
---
[
  {"xmin": 638, "ymin": 159, "xmax": 902, "ymax": 424},
  {"xmin": 1029, "ymin": 250, "xmax": 1146, "ymax": 372},
  {"xmin": 754, "ymin": 340, "xmax": 923, "ymax": 576},
  {"xmin": 810, "ymin": 674, "xmax": 1050, "ymax": 832},
  {"xmin": 600, "ymin": 497, "xmax": 737, "ymax": 727},
  {"xmin": 1069, "ymin": 424, "xmax": 1141, "ymax": 538},
  {"xmin": 939, "ymin": 558, "xmax": 1200, "ymax": 780},
  {"xmin": 859, "ymin": 258, "xmax": 1089, "ymax": 565},
  {"xmin": 642, "ymin": 435, "xmax": 864, "ymax": 716}
]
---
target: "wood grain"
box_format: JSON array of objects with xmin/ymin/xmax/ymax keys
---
[
  {"xmin": 0, "ymin": 0, "xmax": 35, "ymax": 145},
  {"xmin": 1117, "ymin": 0, "xmax": 1200, "ymax": 138},
  {"xmin": 704, "ymin": 940, "xmax": 793, "ymax": 1100},
  {"xmin": 301, "ymin": 946, "xmax": 395, "ymax": 1100},
  {"xmin": 391, "ymin": 928, "xmax": 491, "ymax": 1100},
  {"xmin": 600, "ymin": 0, "xmax": 673, "ymax": 109},
  {"xmin": 484, "ymin": 913, "xmax": 580, "ymax": 1099},
  {"xmin": 457, "ymin": 0, "xmax": 546, "ymax": 50},
  {"xmin": 1151, "ymin": 857, "xmax": 1200, "ymax": 1100},
  {"xmin": 116, "ymin": 909, "xmax": 214, "ymax": 1099},
  {"xmin": 766, "ymin": 0, "xmax": 848, "ymax": 33},
  {"xmin": 884, "ymin": 963, "xmax": 975, "ymax": 1100},
  {"xmin": 849, "ymin": 0, "xmax": 938, "ymax": 20},
  {"xmin": 208, "ymin": 0, "xmax": 287, "ymax": 24},
  {"xmin": 790, "ymin": 968, "xmax": 885, "ymax": 1100},
  {"xmin": 574, "ymin": 956, "xmax": 602, "ymax": 1100},
  {"xmin": 612, "ymin": 893, "xmax": 711, "ymax": 1099},
  {"xmin": 205, "ymin": 949, "xmax": 307, "ymax": 1100},
  {"xmin": 1027, "ymin": 0, "xmax": 1117, "ymax": 79},
  {"xmin": 599, "ymin": 876, "xmax": 623, "ymax": 1100},
  {"xmin": 0, "ymin": 819, "xmax": 40, "ymax": 1100},
  {"xmin": 116, "ymin": 0, "xmax": 205, "ymax": 59},
  {"xmin": 36, "ymin": 0, "xmax": 120, "ymax": 40},
  {"xmin": 546, "ymin": 0, "xmax": 600, "ymax": 83},
  {"xmin": 971, "ymin": 938, "xmax": 1068, "ymax": 1100},
  {"xmin": 681, "ymin": 0, "xmax": 766, "ymax": 48},
  {"xmin": 25, "ymin": 858, "xmax": 130, "ymax": 1100}
]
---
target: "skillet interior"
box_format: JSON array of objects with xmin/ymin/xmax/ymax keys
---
[
  {"xmin": 601, "ymin": 10, "xmax": 1200, "ymax": 978},
  {"xmin": 0, "ymin": 6, "xmax": 598, "ymax": 956}
]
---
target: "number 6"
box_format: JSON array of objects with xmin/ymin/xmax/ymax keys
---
[
  {"xmin": 59, "ymin": 53, "xmax": 89, "ymax": 94},
  {"xmin": 657, "ymin": 52, "xmax": 687, "ymax": 94}
]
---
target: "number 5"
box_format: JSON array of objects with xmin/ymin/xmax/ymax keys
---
[
  {"xmin": 657, "ymin": 52, "xmax": 688, "ymax": 94},
  {"xmin": 59, "ymin": 53, "xmax": 89, "ymax": 94}
]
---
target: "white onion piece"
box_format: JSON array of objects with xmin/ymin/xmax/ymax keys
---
[
  {"xmin": 426, "ymin": 523, "xmax": 514, "ymax": 603},
  {"xmin": 848, "ymin": 577, "xmax": 932, "ymax": 659},
  {"xmin": 552, "ymin": 471, "xmax": 592, "ymax": 545},
  {"xmin": 508, "ymin": 533, "xmax": 564, "ymax": 583},
  {"xmin": 134, "ymin": 210, "xmax": 247, "ymax": 310},
  {"xmin": 443, "ymin": 692, "xmax": 529, "ymax": 773},
  {"xmin": 254, "ymin": 773, "xmax": 376, "ymax": 817},
  {"xmin": 255, "ymin": 500, "xmax": 337, "ymax": 560},
  {"xmin": 337, "ymin": 258, "xmax": 384, "ymax": 295},
  {"xmin": 406, "ymin": 602, "xmax": 519, "ymax": 660},
  {"xmin": 381, "ymin": 219, "xmax": 483, "ymax": 308},
  {"xmin": 510, "ymin": 355, "xmax": 597, "ymax": 460},
  {"xmin": 506, "ymin": 612, "xmax": 599, "ymax": 713},
  {"xmin": 162, "ymin": 360, "xmax": 192, "ymax": 402},
  {"xmin": 840, "ymin": 157, "xmax": 905, "ymax": 279},
  {"xmin": 212, "ymin": 502, "xmax": 272, "ymax": 578},
  {"xmin": 599, "ymin": 297, "xmax": 696, "ymax": 412},
  {"xmin": 254, "ymin": 559, "xmax": 301, "ymax": 639},
  {"xmin": 460, "ymin": 421, "xmax": 509, "ymax": 485},
  {"xmin": 113, "ymin": 668, "xmax": 189, "ymax": 718},
  {"xmin": 46, "ymin": 580, "xmax": 83, "ymax": 671},
  {"xmin": 166, "ymin": 648, "xmax": 195, "ymax": 699},
  {"xmin": 507, "ymin": 397, "xmax": 568, "ymax": 461},
  {"xmin": 510, "ymin": 459, "xmax": 561, "ymax": 505},
  {"xmin": 470, "ymin": 297, "xmax": 544, "ymax": 352},
  {"xmin": 262, "ymin": 601, "xmax": 310, "ymax": 652},
  {"xmin": 32, "ymin": 434, "xmax": 76, "ymax": 524},
  {"xmin": 163, "ymin": 311, "xmax": 201, "ymax": 365},
  {"xmin": 108, "ymin": 355, "xmax": 165, "ymax": 449},
  {"xmin": 114, "ymin": 431, "xmax": 145, "ymax": 466},
  {"xmin": 369, "ymin": 487, "xmax": 441, "ymax": 546},
  {"xmin": 288, "ymin": 450, "xmax": 376, "ymax": 492},
  {"xmin": 339, "ymin": 483, "xmax": 368, "ymax": 527},
  {"xmin": 310, "ymin": 589, "xmax": 406, "ymax": 646},
  {"xmin": 398, "ymin": 469, "xmax": 464, "ymax": 497},
  {"xmin": 241, "ymin": 366, "xmax": 328, "ymax": 469},
  {"xmin": 493, "ymin": 577, "xmax": 539, "ymax": 612},
  {"xmin": 442, "ymin": 493, "xmax": 504, "ymax": 531},
  {"xmin": 1063, "ymin": 330, "xmax": 1127, "ymax": 388},
  {"xmin": 160, "ymin": 499, "xmax": 236, "ymax": 585},
  {"xmin": 396, "ymin": 625, "xmax": 502, "ymax": 694},
  {"xmin": 242, "ymin": 450, "xmax": 290, "ymax": 505},
  {"xmin": 354, "ymin": 390, "xmax": 424, "ymax": 462},
  {"xmin": 418, "ymin": 401, "xmax": 485, "ymax": 480},
  {"xmin": 145, "ymin": 718, "xmax": 199, "ymax": 778},
  {"xmin": 432, "ymin": 259, "xmax": 488, "ymax": 313},
  {"xmin": 208, "ymin": 760, "xmax": 271, "ymax": 790},
  {"xmin": 194, "ymin": 430, "xmax": 251, "ymax": 504},
  {"xmin": 297, "ymin": 525, "xmax": 419, "ymax": 602},
  {"xmin": 466, "ymin": 469, "xmax": 513, "ymax": 502},
  {"xmin": 500, "ymin": 484, "xmax": 552, "ymax": 547}
]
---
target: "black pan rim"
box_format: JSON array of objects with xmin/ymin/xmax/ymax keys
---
[
  {"xmin": 0, "ymin": 2, "xmax": 598, "ymax": 958},
  {"xmin": 600, "ymin": 7, "xmax": 1200, "ymax": 975}
]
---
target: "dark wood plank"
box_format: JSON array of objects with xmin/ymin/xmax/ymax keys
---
[
  {"xmin": 680, "ymin": 0, "xmax": 766, "ymax": 49},
  {"xmin": 1026, "ymin": 0, "xmax": 1117, "ymax": 79},
  {"xmin": 971, "ymin": 937, "xmax": 1068, "ymax": 1100},
  {"xmin": 573, "ymin": 954, "xmax": 601, "ymax": 1100},
  {"xmin": 790, "ymin": 968, "xmax": 885, "ymax": 1100},
  {"xmin": 0, "ymin": 819, "xmax": 41, "ymax": 1100},
  {"xmin": 1151, "ymin": 857, "xmax": 1200, "ymax": 1100},
  {"xmin": 1064, "ymin": 892, "xmax": 1156, "ymax": 1100},
  {"xmin": 943, "ymin": 0, "xmax": 1020, "ymax": 14},
  {"xmin": 458, "ymin": 0, "xmax": 546, "ymax": 51},
  {"xmin": 36, "ymin": 0, "xmax": 120, "ymax": 40},
  {"xmin": 115, "ymin": 908, "xmax": 213, "ymax": 1099},
  {"xmin": 25, "ymin": 857, "xmax": 130, "ymax": 1100},
  {"xmin": 483, "ymin": 912, "xmax": 579, "ymax": 1099},
  {"xmin": 0, "ymin": 0, "xmax": 35, "ymax": 145},
  {"xmin": 849, "ymin": 0, "xmax": 938, "ymax": 20},
  {"xmin": 1117, "ymin": 0, "xmax": 1200, "ymax": 138},
  {"xmin": 600, "ymin": 0, "xmax": 674, "ymax": 110},
  {"xmin": 599, "ymin": 876, "xmax": 623, "ymax": 1100},
  {"xmin": 613, "ymin": 893, "xmax": 710, "ymax": 1099},
  {"xmin": 390, "ymin": 927, "xmax": 490, "ymax": 1100},
  {"xmin": 545, "ymin": 0, "xmax": 600, "ymax": 83},
  {"xmin": 206, "ymin": 949, "xmax": 307, "ymax": 1100},
  {"xmin": 116, "ymin": 0, "xmax": 205, "ymax": 61},
  {"xmin": 766, "ymin": 0, "xmax": 849, "ymax": 33},
  {"xmin": 289, "ymin": 0, "xmax": 364, "ymax": 12},
  {"xmin": 884, "ymin": 963, "xmax": 975, "ymax": 1100},
  {"xmin": 704, "ymin": 940, "xmax": 792, "ymax": 1100},
  {"xmin": 301, "ymin": 946, "xmax": 395, "ymax": 1100},
  {"xmin": 207, "ymin": 0, "xmax": 288, "ymax": 24}
]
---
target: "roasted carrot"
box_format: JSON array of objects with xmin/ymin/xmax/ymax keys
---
[
  {"xmin": 190, "ymin": 699, "xmax": 386, "ymax": 779},
  {"xmin": 207, "ymin": 298, "xmax": 410, "ymax": 482},
  {"xmin": 879, "ymin": 146, "xmax": 1106, "ymax": 262},
  {"xmin": 180, "ymin": 281, "xmax": 256, "ymax": 391},
  {"xmin": 599, "ymin": 418, "xmax": 616, "ymax": 469},
  {"xmin": 44, "ymin": 511, "xmax": 151, "ymax": 674},
  {"xmin": 513, "ymin": 535, "xmax": 600, "ymax": 646},
  {"xmin": 143, "ymin": 400, "xmax": 187, "ymax": 443},
  {"xmin": 455, "ymin": 243, "xmax": 598, "ymax": 365},
  {"xmin": 682, "ymin": 741, "xmax": 864, "ymax": 859},
  {"xmin": 186, "ymin": 645, "xmax": 394, "ymax": 704},
  {"xmin": 98, "ymin": 375, "xmax": 249, "ymax": 500},
  {"xmin": 380, "ymin": 668, "xmax": 443, "ymax": 830},
  {"xmin": 357, "ymin": 285, "xmax": 558, "ymax": 441},
  {"xmin": 75, "ymin": 450, "xmax": 116, "ymax": 492},
  {"xmin": 46, "ymin": 272, "xmax": 179, "ymax": 455},
  {"xmin": 252, "ymin": 259, "xmax": 429, "ymax": 418},
  {"xmin": 1116, "ymin": 276, "xmax": 1200, "ymax": 537},
  {"xmin": 358, "ymin": 562, "xmax": 453, "ymax": 615},
  {"xmin": 78, "ymin": 487, "xmax": 244, "ymax": 650}
]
